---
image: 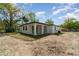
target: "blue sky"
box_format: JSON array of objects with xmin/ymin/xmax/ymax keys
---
[{"xmin": 16, "ymin": 3, "xmax": 79, "ymax": 25}]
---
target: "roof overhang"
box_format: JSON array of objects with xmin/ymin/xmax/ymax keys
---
[{"xmin": 19, "ymin": 22, "xmax": 59, "ymax": 27}]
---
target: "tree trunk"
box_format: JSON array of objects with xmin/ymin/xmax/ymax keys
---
[{"xmin": 5, "ymin": 13, "xmax": 15, "ymax": 32}]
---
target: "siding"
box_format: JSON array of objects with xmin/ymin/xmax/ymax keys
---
[
  {"xmin": 19, "ymin": 23, "xmax": 60, "ymax": 35},
  {"xmin": 20, "ymin": 24, "xmax": 34, "ymax": 35}
]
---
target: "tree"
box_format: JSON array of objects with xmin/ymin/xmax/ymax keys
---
[
  {"xmin": 20, "ymin": 16, "xmax": 28, "ymax": 24},
  {"xmin": 61, "ymin": 17, "xmax": 79, "ymax": 31},
  {"xmin": 0, "ymin": 3, "xmax": 20, "ymax": 32},
  {"xmin": 45, "ymin": 19, "xmax": 54, "ymax": 25},
  {"xmin": 64, "ymin": 18, "xmax": 74, "ymax": 31},
  {"xmin": 27, "ymin": 12, "xmax": 38, "ymax": 22},
  {"xmin": 0, "ymin": 18, "xmax": 4, "ymax": 28},
  {"xmin": 72, "ymin": 21, "xmax": 79, "ymax": 31},
  {"xmin": 19, "ymin": 12, "xmax": 38, "ymax": 24}
]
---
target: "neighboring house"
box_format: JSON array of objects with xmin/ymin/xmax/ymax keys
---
[{"xmin": 19, "ymin": 22, "xmax": 60, "ymax": 36}]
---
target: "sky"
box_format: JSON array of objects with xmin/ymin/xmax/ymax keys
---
[{"xmin": 16, "ymin": 3, "xmax": 79, "ymax": 25}]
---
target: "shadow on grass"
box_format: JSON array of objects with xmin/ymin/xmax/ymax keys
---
[
  {"xmin": 0, "ymin": 32, "xmax": 8, "ymax": 37},
  {"xmin": 20, "ymin": 32, "xmax": 64, "ymax": 40},
  {"xmin": 0, "ymin": 32, "xmax": 18, "ymax": 37},
  {"xmin": 54, "ymin": 32, "xmax": 64, "ymax": 36},
  {"xmin": 20, "ymin": 33, "xmax": 52, "ymax": 39},
  {"xmin": 0, "ymin": 32, "xmax": 64, "ymax": 41}
]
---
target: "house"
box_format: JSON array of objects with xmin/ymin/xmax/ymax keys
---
[{"xmin": 19, "ymin": 22, "xmax": 60, "ymax": 36}]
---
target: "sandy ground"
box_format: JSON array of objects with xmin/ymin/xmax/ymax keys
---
[
  {"xmin": 0, "ymin": 32, "xmax": 79, "ymax": 56},
  {"xmin": 0, "ymin": 35, "xmax": 33, "ymax": 56}
]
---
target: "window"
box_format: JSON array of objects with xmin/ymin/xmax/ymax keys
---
[
  {"xmin": 32, "ymin": 26, "xmax": 34, "ymax": 34},
  {"xmin": 23, "ymin": 26, "xmax": 25, "ymax": 30},
  {"xmin": 23, "ymin": 25, "xmax": 27, "ymax": 30},
  {"xmin": 26, "ymin": 25, "xmax": 27, "ymax": 30}
]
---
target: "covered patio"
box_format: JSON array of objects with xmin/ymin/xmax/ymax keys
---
[{"xmin": 32, "ymin": 23, "xmax": 48, "ymax": 35}]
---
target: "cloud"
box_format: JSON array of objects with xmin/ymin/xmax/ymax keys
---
[
  {"xmin": 53, "ymin": 8, "xmax": 66, "ymax": 15},
  {"xmin": 35, "ymin": 11, "xmax": 46, "ymax": 17},
  {"xmin": 52, "ymin": 4, "xmax": 76, "ymax": 15},
  {"xmin": 52, "ymin": 6, "xmax": 70, "ymax": 15},
  {"xmin": 58, "ymin": 13, "xmax": 78, "ymax": 20},
  {"xmin": 61, "ymin": 8, "xmax": 79, "ymax": 19},
  {"xmin": 52, "ymin": 6, "xmax": 57, "ymax": 10},
  {"xmin": 35, "ymin": 11, "xmax": 47, "ymax": 22},
  {"xmin": 74, "ymin": 9, "xmax": 79, "ymax": 13},
  {"xmin": 58, "ymin": 16, "xmax": 63, "ymax": 20},
  {"xmin": 66, "ymin": 13, "xmax": 77, "ymax": 18}
]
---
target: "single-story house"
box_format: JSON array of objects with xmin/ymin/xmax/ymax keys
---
[{"xmin": 19, "ymin": 22, "xmax": 60, "ymax": 36}]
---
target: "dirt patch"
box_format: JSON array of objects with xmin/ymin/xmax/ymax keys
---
[
  {"xmin": 0, "ymin": 32, "xmax": 79, "ymax": 56},
  {"xmin": 32, "ymin": 32, "xmax": 79, "ymax": 56},
  {"xmin": 0, "ymin": 36, "xmax": 33, "ymax": 56}
]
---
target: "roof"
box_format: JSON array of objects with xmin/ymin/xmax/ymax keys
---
[{"xmin": 19, "ymin": 22, "xmax": 59, "ymax": 27}]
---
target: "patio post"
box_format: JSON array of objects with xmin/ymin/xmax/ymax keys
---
[
  {"xmin": 34, "ymin": 23, "xmax": 37, "ymax": 35},
  {"xmin": 42, "ymin": 25, "xmax": 44, "ymax": 34}
]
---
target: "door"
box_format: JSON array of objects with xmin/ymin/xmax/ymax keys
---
[
  {"xmin": 44, "ymin": 26, "xmax": 47, "ymax": 34},
  {"xmin": 32, "ymin": 26, "xmax": 34, "ymax": 34},
  {"xmin": 36, "ymin": 25, "xmax": 42, "ymax": 35}
]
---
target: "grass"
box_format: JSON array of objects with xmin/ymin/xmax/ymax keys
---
[
  {"xmin": 7, "ymin": 33, "xmax": 35, "ymax": 41},
  {"xmin": 0, "ymin": 29, "xmax": 5, "ymax": 32},
  {"xmin": 3, "ymin": 32, "xmax": 63, "ymax": 41}
]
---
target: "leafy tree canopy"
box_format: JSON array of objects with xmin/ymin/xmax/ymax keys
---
[
  {"xmin": 61, "ymin": 17, "xmax": 79, "ymax": 31},
  {"xmin": 45, "ymin": 19, "xmax": 54, "ymax": 25}
]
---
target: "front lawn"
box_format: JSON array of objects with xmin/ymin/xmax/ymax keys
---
[{"xmin": 7, "ymin": 33, "xmax": 35, "ymax": 41}]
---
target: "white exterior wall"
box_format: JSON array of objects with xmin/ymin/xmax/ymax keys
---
[
  {"xmin": 47, "ymin": 26, "xmax": 59, "ymax": 34},
  {"xmin": 22, "ymin": 25, "xmax": 32, "ymax": 34},
  {"xmin": 56, "ymin": 26, "xmax": 60, "ymax": 31},
  {"xmin": 52, "ymin": 26, "xmax": 57, "ymax": 33},
  {"xmin": 20, "ymin": 23, "xmax": 60, "ymax": 35},
  {"xmin": 20, "ymin": 23, "xmax": 35, "ymax": 35},
  {"xmin": 53, "ymin": 26, "xmax": 60, "ymax": 33},
  {"xmin": 47, "ymin": 26, "xmax": 52, "ymax": 33}
]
